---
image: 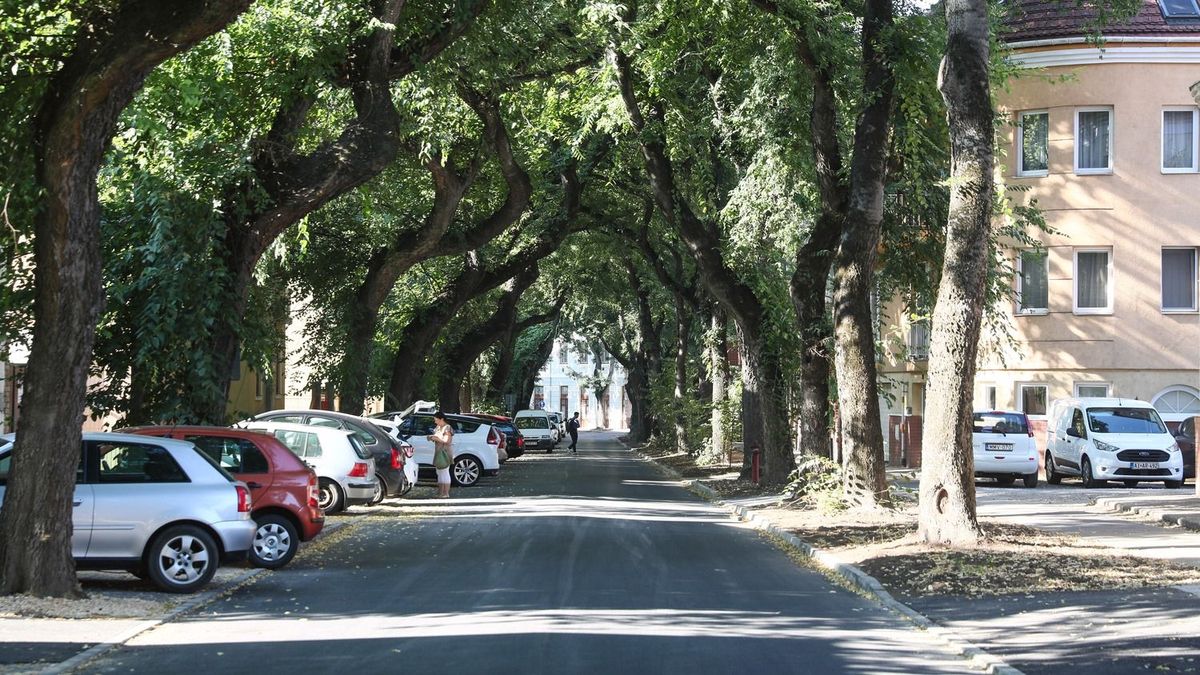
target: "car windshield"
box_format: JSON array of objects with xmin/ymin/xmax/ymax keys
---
[
  {"xmin": 1086, "ymin": 407, "xmax": 1166, "ymax": 434},
  {"xmin": 972, "ymin": 413, "xmax": 1028, "ymax": 435},
  {"xmin": 515, "ymin": 416, "xmax": 548, "ymax": 430}
]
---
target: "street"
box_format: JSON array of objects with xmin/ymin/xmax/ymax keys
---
[{"xmin": 86, "ymin": 432, "xmax": 970, "ymax": 674}]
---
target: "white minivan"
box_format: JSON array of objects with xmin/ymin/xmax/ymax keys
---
[
  {"xmin": 1045, "ymin": 397, "xmax": 1185, "ymax": 489},
  {"xmin": 514, "ymin": 410, "xmax": 556, "ymax": 453}
]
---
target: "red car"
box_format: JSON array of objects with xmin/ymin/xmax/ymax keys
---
[{"xmin": 126, "ymin": 426, "xmax": 324, "ymax": 569}]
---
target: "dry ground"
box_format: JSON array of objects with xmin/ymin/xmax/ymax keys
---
[{"xmin": 637, "ymin": 442, "xmax": 1200, "ymax": 601}]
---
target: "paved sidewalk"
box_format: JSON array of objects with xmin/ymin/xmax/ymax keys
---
[{"xmin": 1092, "ymin": 493, "xmax": 1200, "ymax": 531}]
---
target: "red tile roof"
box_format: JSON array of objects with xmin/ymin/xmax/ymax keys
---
[{"xmin": 1003, "ymin": 0, "xmax": 1200, "ymax": 44}]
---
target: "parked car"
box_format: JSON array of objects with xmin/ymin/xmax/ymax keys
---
[
  {"xmin": 971, "ymin": 411, "xmax": 1039, "ymax": 488},
  {"xmin": 1173, "ymin": 416, "xmax": 1197, "ymax": 482},
  {"xmin": 548, "ymin": 412, "xmax": 564, "ymax": 444},
  {"xmin": 364, "ymin": 417, "xmax": 418, "ymax": 492},
  {"xmin": 0, "ymin": 432, "xmax": 255, "ymax": 593},
  {"xmin": 513, "ymin": 410, "xmax": 556, "ymax": 453},
  {"xmin": 464, "ymin": 414, "xmax": 525, "ymax": 459},
  {"xmin": 240, "ymin": 422, "xmax": 375, "ymax": 513},
  {"xmin": 248, "ymin": 410, "xmax": 408, "ymax": 504},
  {"xmin": 1045, "ymin": 397, "xmax": 1185, "ymax": 488},
  {"xmin": 394, "ymin": 412, "xmax": 502, "ymax": 486},
  {"xmin": 124, "ymin": 426, "xmax": 324, "ymax": 569}
]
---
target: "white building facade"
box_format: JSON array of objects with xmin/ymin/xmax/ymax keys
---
[{"xmin": 532, "ymin": 337, "xmax": 631, "ymax": 431}]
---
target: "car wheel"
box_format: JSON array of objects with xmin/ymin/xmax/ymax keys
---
[
  {"xmin": 318, "ymin": 479, "xmax": 344, "ymax": 514},
  {"xmin": 1165, "ymin": 479, "xmax": 1184, "ymax": 489},
  {"xmin": 1045, "ymin": 453, "xmax": 1062, "ymax": 485},
  {"xmin": 1023, "ymin": 471, "xmax": 1039, "ymax": 488},
  {"xmin": 1081, "ymin": 457, "xmax": 1099, "ymax": 489},
  {"xmin": 995, "ymin": 476, "xmax": 1015, "ymax": 486},
  {"xmin": 452, "ymin": 455, "xmax": 482, "ymax": 487},
  {"xmin": 249, "ymin": 514, "xmax": 299, "ymax": 570},
  {"xmin": 145, "ymin": 524, "xmax": 218, "ymax": 593},
  {"xmin": 369, "ymin": 476, "xmax": 387, "ymax": 506}
]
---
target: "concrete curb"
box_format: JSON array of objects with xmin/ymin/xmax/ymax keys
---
[
  {"xmin": 1092, "ymin": 497, "xmax": 1200, "ymax": 531},
  {"xmin": 43, "ymin": 517, "xmax": 359, "ymax": 675},
  {"xmin": 623, "ymin": 441, "xmax": 1023, "ymax": 675}
]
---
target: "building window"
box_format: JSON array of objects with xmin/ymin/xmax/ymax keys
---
[
  {"xmin": 558, "ymin": 347, "xmax": 567, "ymax": 364},
  {"xmin": 1075, "ymin": 382, "xmax": 1110, "ymax": 398},
  {"xmin": 1073, "ymin": 248, "xmax": 1113, "ymax": 314},
  {"xmin": 1016, "ymin": 250, "xmax": 1049, "ymax": 314},
  {"xmin": 533, "ymin": 386, "xmax": 544, "ymax": 409},
  {"xmin": 1075, "ymin": 108, "xmax": 1112, "ymax": 174},
  {"xmin": 1160, "ymin": 0, "xmax": 1200, "ymax": 18},
  {"xmin": 1162, "ymin": 247, "xmax": 1198, "ymax": 312},
  {"xmin": 559, "ymin": 385, "xmax": 568, "ymax": 414},
  {"xmin": 978, "ymin": 384, "xmax": 998, "ymax": 411},
  {"xmin": 1162, "ymin": 108, "xmax": 1198, "ymax": 172},
  {"xmin": 273, "ymin": 360, "xmax": 285, "ymax": 397},
  {"xmin": 255, "ymin": 371, "xmax": 264, "ymax": 400},
  {"xmin": 1017, "ymin": 110, "xmax": 1049, "ymax": 177},
  {"xmin": 1018, "ymin": 383, "xmax": 1049, "ymax": 417},
  {"xmin": 906, "ymin": 321, "xmax": 929, "ymax": 361}
]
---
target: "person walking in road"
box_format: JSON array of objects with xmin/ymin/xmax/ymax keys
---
[
  {"xmin": 567, "ymin": 412, "xmax": 580, "ymax": 453},
  {"xmin": 428, "ymin": 411, "xmax": 455, "ymax": 498}
]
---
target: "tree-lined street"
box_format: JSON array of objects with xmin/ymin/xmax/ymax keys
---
[{"xmin": 85, "ymin": 433, "xmax": 969, "ymax": 674}]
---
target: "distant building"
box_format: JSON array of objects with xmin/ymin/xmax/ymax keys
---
[
  {"xmin": 533, "ymin": 338, "xmax": 631, "ymax": 430},
  {"xmin": 878, "ymin": 0, "xmax": 1200, "ymax": 466}
]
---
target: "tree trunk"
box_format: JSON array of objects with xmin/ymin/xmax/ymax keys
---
[
  {"xmin": 672, "ymin": 297, "xmax": 690, "ymax": 454},
  {"xmin": 709, "ymin": 309, "xmax": 728, "ymax": 460},
  {"xmin": 918, "ymin": 0, "xmax": 993, "ymax": 546},
  {"xmin": 792, "ymin": 233, "xmax": 836, "ymax": 460},
  {"xmin": 738, "ymin": 330, "xmax": 793, "ymax": 485},
  {"xmin": 830, "ymin": 0, "xmax": 896, "ymax": 508},
  {"xmin": 0, "ymin": 0, "xmax": 251, "ymax": 598}
]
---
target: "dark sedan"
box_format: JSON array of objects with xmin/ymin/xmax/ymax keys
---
[{"xmin": 1174, "ymin": 416, "xmax": 1196, "ymax": 482}]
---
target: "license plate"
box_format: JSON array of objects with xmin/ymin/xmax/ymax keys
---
[
  {"xmin": 1130, "ymin": 462, "xmax": 1159, "ymax": 469},
  {"xmin": 985, "ymin": 443, "xmax": 1013, "ymax": 452}
]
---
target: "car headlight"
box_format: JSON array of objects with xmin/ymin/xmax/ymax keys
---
[
  {"xmin": 1168, "ymin": 442, "xmax": 1181, "ymax": 455},
  {"xmin": 1094, "ymin": 440, "xmax": 1120, "ymax": 453}
]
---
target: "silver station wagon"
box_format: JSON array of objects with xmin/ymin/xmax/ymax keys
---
[{"xmin": 0, "ymin": 432, "xmax": 256, "ymax": 593}]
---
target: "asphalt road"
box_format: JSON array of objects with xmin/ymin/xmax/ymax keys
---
[{"xmin": 88, "ymin": 432, "xmax": 970, "ymax": 674}]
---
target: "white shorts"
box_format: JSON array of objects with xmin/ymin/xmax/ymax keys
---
[{"xmin": 436, "ymin": 467, "xmax": 451, "ymax": 485}]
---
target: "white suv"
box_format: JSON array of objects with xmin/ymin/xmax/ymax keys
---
[
  {"xmin": 1045, "ymin": 397, "xmax": 1185, "ymax": 488},
  {"xmin": 394, "ymin": 413, "xmax": 501, "ymax": 487},
  {"xmin": 972, "ymin": 411, "xmax": 1039, "ymax": 488}
]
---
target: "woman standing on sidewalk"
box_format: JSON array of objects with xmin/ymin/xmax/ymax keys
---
[{"xmin": 428, "ymin": 411, "xmax": 455, "ymax": 498}]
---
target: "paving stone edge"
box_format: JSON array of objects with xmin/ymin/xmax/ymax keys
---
[
  {"xmin": 622, "ymin": 440, "xmax": 1024, "ymax": 675},
  {"xmin": 1092, "ymin": 496, "xmax": 1200, "ymax": 531}
]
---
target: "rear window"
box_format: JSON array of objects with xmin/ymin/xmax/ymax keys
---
[
  {"xmin": 186, "ymin": 435, "xmax": 268, "ymax": 474},
  {"xmin": 1086, "ymin": 407, "xmax": 1166, "ymax": 434},
  {"xmin": 516, "ymin": 416, "xmax": 548, "ymax": 430},
  {"xmin": 972, "ymin": 413, "xmax": 1029, "ymax": 435},
  {"xmin": 189, "ymin": 445, "xmax": 238, "ymax": 483},
  {"xmin": 450, "ymin": 419, "xmax": 480, "ymax": 433},
  {"xmin": 347, "ymin": 434, "xmax": 372, "ymax": 460}
]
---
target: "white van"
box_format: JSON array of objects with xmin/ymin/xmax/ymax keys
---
[
  {"xmin": 1045, "ymin": 397, "xmax": 1185, "ymax": 488},
  {"xmin": 514, "ymin": 410, "xmax": 556, "ymax": 453}
]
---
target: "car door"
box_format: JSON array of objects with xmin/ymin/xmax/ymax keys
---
[
  {"xmin": 88, "ymin": 439, "xmax": 190, "ymax": 560},
  {"xmin": 1062, "ymin": 408, "xmax": 1087, "ymax": 471},
  {"xmin": 401, "ymin": 415, "xmax": 436, "ymax": 465},
  {"xmin": 185, "ymin": 435, "xmax": 272, "ymax": 508},
  {"xmin": 0, "ymin": 441, "xmax": 92, "ymax": 557}
]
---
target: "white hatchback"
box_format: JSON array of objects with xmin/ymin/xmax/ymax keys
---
[
  {"xmin": 972, "ymin": 411, "xmax": 1039, "ymax": 488},
  {"xmin": 394, "ymin": 413, "xmax": 501, "ymax": 487},
  {"xmin": 239, "ymin": 422, "xmax": 376, "ymax": 513}
]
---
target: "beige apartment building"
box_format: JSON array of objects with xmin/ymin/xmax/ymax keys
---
[{"xmin": 880, "ymin": 0, "xmax": 1200, "ymax": 463}]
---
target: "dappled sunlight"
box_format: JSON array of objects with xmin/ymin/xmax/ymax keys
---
[{"xmin": 379, "ymin": 494, "xmax": 741, "ymax": 525}]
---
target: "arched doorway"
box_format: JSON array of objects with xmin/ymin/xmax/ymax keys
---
[{"xmin": 1152, "ymin": 385, "xmax": 1200, "ymax": 425}]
